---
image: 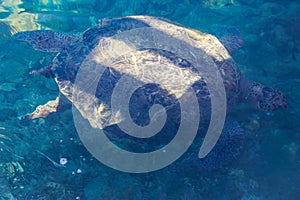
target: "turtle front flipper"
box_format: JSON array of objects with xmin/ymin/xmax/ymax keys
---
[
  {"xmin": 21, "ymin": 95, "xmax": 71, "ymax": 120},
  {"xmin": 13, "ymin": 30, "xmax": 80, "ymax": 52},
  {"xmin": 213, "ymin": 27, "xmax": 244, "ymax": 54},
  {"xmin": 219, "ymin": 34, "xmax": 244, "ymax": 54}
]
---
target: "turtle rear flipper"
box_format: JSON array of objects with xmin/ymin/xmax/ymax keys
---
[
  {"xmin": 197, "ymin": 119, "xmax": 244, "ymax": 169},
  {"xmin": 30, "ymin": 65, "xmax": 54, "ymax": 78},
  {"xmin": 13, "ymin": 30, "xmax": 80, "ymax": 52},
  {"xmin": 180, "ymin": 119, "xmax": 244, "ymax": 171},
  {"xmin": 20, "ymin": 95, "xmax": 71, "ymax": 120}
]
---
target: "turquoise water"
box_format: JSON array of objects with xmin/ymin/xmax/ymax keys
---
[{"xmin": 0, "ymin": 0, "xmax": 299, "ymax": 199}]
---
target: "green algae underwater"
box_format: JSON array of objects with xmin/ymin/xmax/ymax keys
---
[{"xmin": 0, "ymin": 0, "xmax": 299, "ymax": 199}]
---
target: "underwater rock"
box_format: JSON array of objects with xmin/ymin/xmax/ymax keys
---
[
  {"xmin": 3, "ymin": 11, "xmax": 39, "ymax": 33},
  {"xmin": 202, "ymin": 0, "xmax": 234, "ymax": 9},
  {"xmin": 45, "ymin": 79, "xmax": 58, "ymax": 91},
  {"xmin": 14, "ymin": 99, "xmax": 36, "ymax": 117},
  {"xmin": 227, "ymin": 168, "xmax": 260, "ymax": 199},
  {"xmin": 94, "ymin": 0, "xmax": 111, "ymax": 12},
  {"xmin": 242, "ymin": 114, "xmax": 261, "ymax": 131},
  {"xmin": 244, "ymin": 34, "xmax": 260, "ymax": 47},
  {"xmin": 24, "ymin": 180, "xmax": 78, "ymax": 200},
  {"xmin": 37, "ymin": 14, "xmax": 75, "ymax": 32},
  {"xmin": 258, "ymin": 2, "xmax": 284, "ymax": 17},
  {"xmin": 0, "ymin": 21, "xmax": 12, "ymax": 40},
  {"xmin": 0, "ymin": 177, "xmax": 14, "ymax": 200},
  {"xmin": 0, "ymin": 60, "xmax": 26, "ymax": 84},
  {"xmin": 84, "ymin": 173, "xmax": 143, "ymax": 200},
  {"xmin": 0, "ymin": 82, "xmax": 16, "ymax": 92},
  {"xmin": 151, "ymin": 0, "xmax": 174, "ymax": 5},
  {"xmin": 281, "ymin": 142, "xmax": 299, "ymax": 161},
  {"xmin": 0, "ymin": 161, "xmax": 26, "ymax": 200},
  {"xmin": 237, "ymin": 0, "xmax": 259, "ymax": 6},
  {"xmin": 0, "ymin": 108, "xmax": 17, "ymax": 121}
]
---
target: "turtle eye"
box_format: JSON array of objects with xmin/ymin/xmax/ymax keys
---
[{"xmin": 262, "ymin": 87, "xmax": 274, "ymax": 99}]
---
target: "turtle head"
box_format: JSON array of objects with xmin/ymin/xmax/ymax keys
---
[
  {"xmin": 256, "ymin": 86, "xmax": 287, "ymax": 112},
  {"xmin": 241, "ymin": 79, "xmax": 287, "ymax": 112}
]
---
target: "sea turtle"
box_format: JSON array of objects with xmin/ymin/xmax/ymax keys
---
[{"xmin": 14, "ymin": 16, "xmax": 287, "ymax": 170}]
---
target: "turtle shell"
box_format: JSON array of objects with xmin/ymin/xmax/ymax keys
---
[{"xmin": 51, "ymin": 15, "xmax": 242, "ymax": 130}]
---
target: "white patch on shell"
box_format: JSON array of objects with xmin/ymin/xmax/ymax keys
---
[
  {"xmin": 127, "ymin": 16, "xmax": 231, "ymax": 62},
  {"xmin": 91, "ymin": 37, "xmax": 201, "ymax": 99}
]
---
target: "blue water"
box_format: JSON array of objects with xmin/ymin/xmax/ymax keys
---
[{"xmin": 0, "ymin": 0, "xmax": 299, "ymax": 199}]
